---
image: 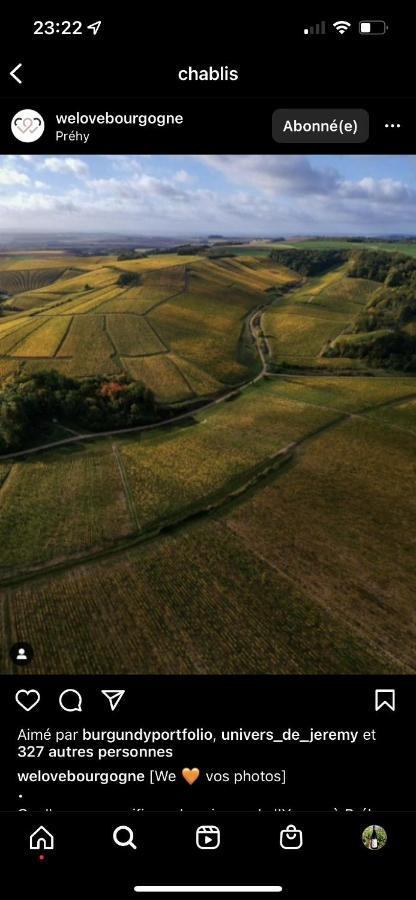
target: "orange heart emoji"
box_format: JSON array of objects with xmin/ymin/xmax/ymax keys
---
[{"xmin": 182, "ymin": 767, "xmax": 200, "ymax": 785}]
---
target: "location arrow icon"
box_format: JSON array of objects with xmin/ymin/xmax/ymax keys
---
[{"xmin": 101, "ymin": 689, "xmax": 125, "ymax": 711}]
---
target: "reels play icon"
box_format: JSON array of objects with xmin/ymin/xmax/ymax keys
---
[
  {"xmin": 196, "ymin": 825, "xmax": 220, "ymax": 850},
  {"xmin": 11, "ymin": 108, "xmax": 45, "ymax": 142}
]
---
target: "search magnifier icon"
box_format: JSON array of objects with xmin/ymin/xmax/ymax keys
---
[{"xmin": 113, "ymin": 826, "xmax": 137, "ymax": 850}]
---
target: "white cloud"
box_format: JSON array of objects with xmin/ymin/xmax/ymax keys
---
[
  {"xmin": 173, "ymin": 169, "xmax": 195, "ymax": 184},
  {"xmin": 198, "ymin": 155, "xmax": 340, "ymax": 195},
  {"xmin": 339, "ymin": 177, "xmax": 416, "ymax": 204},
  {"xmin": 0, "ymin": 192, "xmax": 77, "ymax": 212},
  {"xmin": 40, "ymin": 157, "xmax": 89, "ymax": 177},
  {"xmin": 1, "ymin": 155, "xmax": 416, "ymax": 235},
  {"xmin": 0, "ymin": 167, "xmax": 30, "ymax": 186},
  {"xmin": 86, "ymin": 173, "xmax": 190, "ymax": 202}
]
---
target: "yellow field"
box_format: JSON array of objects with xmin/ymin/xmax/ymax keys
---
[
  {"xmin": 3, "ymin": 267, "xmax": 119, "ymax": 314},
  {"xmin": 0, "ymin": 319, "xmax": 45, "ymax": 355},
  {"xmin": 56, "ymin": 315, "xmax": 118, "ymax": 375},
  {"xmin": 9, "ymin": 291, "xmax": 66, "ymax": 311},
  {"xmin": 52, "ymin": 286, "xmax": 124, "ymax": 315},
  {"xmin": 0, "ymin": 314, "xmax": 32, "ymax": 338},
  {"xmin": 96, "ymin": 267, "xmax": 185, "ymax": 314},
  {"xmin": 0, "ymin": 253, "xmax": 302, "ymax": 397},
  {"xmin": 149, "ymin": 275, "xmax": 259, "ymax": 384},
  {"xmin": 1, "ymin": 246, "xmax": 416, "ymax": 676},
  {"xmin": 122, "ymin": 355, "xmax": 193, "ymax": 401},
  {"xmin": 0, "ymin": 254, "xmax": 116, "ymax": 271},
  {"xmin": 107, "ymin": 314, "xmax": 166, "ymax": 355},
  {"xmin": 169, "ymin": 353, "xmax": 222, "ymax": 395},
  {"xmin": 111, "ymin": 254, "xmax": 199, "ymax": 271},
  {"xmin": 0, "ymin": 267, "xmax": 69, "ymax": 295},
  {"xmin": 200, "ymin": 257, "xmax": 301, "ymax": 291},
  {"xmin": 35, "ymin": 266, "xmax": 118, "ymax": 297},
  {"xmin": 12, "ymin": 317, "xmax": 70, "ymax": 358}
]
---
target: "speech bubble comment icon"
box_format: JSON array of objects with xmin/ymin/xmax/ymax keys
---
[{"xmin": 59, "ymin": 689, "xmax": 83, "ymax": 712}]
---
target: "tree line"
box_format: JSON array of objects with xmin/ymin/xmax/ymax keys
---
[
  {"xmin": 0, "ymin": 370, "xmax": 159, "ymax": 452},
  {"xmin": 269, "ymin": 248, "xmax": 348, "ymax": 275}
]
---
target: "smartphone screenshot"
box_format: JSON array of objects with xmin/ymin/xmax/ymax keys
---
[{"xmin": 0, "ymin": 11, "xmax": 414, "ymax": 897}]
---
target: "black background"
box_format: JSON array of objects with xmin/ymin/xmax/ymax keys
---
[
  {"xmin": 6, "ymin": 810, "xmax": 411, "ymax": 897},
  {"xmin": 1, "ymin": 98, "xmax": 413, "ymax": 153},
  {"xmin": 1, "ymin": 10, "xmax": 405, "ymax": 98},
  {"xmin": 1, "ymin": 10, "xmax": 411, "ymax": 153},
  {"xmin": 4, "ymin": 676, "xmax": 413, "ymax": 811},
  {"xmin": 0, "ymin": 10, "xmax": 415, "ymax": 895}
]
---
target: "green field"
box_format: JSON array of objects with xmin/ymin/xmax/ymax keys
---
[
  {"xmin": 227, "ymin": 416, "xmax": 416, "ymax": 672},
  {"xmin": 264, "ymin": 267, "xmax": 381, "ymax": 367},
  {"xmin": 217, "ymin": 239, "xmax": 416, "ymax": 260},
  {"xmin": 0, "ymin": 244, "xmax": 415, "ymax": 675},
  {"xmin": 2, "ymin": 515, "xmax": 402, "ymax": 675},
  {"xmin": 284, "ymin": 239, "xmax": 416, "ymax": 258},
  {"xmin": 0, "ymin": 442, "xmax": 133, "ymax": 575}
]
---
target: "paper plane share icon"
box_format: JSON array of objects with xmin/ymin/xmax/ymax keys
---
[{"xmin": 101, "ymin": 690, "xmax": 126, "ymax": 711}]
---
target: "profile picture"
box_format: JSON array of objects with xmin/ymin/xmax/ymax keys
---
[{"xmin": 362, "ymin": 825, "xmax": 387, "ymax": 850}]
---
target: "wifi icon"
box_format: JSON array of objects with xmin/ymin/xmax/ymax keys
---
[{"xmin": 333, "ymin": 20, "xmax": 351, "ymax": 34}]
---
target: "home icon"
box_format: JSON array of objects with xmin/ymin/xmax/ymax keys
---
[{"xmin": 29, "ymin": 826, "xmax": 55, "ymax": 851}]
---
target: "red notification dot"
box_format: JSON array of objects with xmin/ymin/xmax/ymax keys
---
[{"xmin": 38, "ymin": 855, "xmax": 45, "ymax": 861}]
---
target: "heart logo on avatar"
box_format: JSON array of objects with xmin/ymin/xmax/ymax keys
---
[
  {"xmin": 11, "ymin": 109, "xmax": 45, "ymax": 144},
  {"xmin": 182, "ymin": 767, "xmax": 200, "ymax": 785},
  {"xmin": 16, "ymin": 118, "xmax": 34, "ymax": 133},
  {"xmin": 15, "ymin": 689, "xmax": 41, "ymax": 712}
]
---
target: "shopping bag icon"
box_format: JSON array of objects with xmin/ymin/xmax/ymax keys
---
[{"xmin": 279, "ymin": 824, "xmax": 303, "ymax": 850}]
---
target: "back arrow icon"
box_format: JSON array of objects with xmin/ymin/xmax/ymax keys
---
[{"xmin": 10, "ymin": 63, "xmax": 23, "ymax": 84}]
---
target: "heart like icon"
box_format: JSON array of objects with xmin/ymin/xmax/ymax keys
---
[
  {"xmin": 15, "ymin": 689, "xmax": 40, "ymax": 712},
  {"xmin": 182, "ymin": 767, "xmax": 200, "ymax": 785}
]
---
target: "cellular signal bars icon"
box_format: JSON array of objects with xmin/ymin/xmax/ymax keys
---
[{"xmin": 304, "ymin": 21, "xmax": 326, "ymax": 35}]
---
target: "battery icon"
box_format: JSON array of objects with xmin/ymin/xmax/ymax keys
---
[{"xmin": 359, "ymin": 20, "xmax": 387, "ymax": 34}]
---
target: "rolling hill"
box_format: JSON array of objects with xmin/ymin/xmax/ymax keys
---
[
  {"xmin": 0, "ymin": 244, "xmax": 415, "ymax": 676},
  {"xmin": 0, "ymin": 252, "xmax": 299, "ymax": 401}
]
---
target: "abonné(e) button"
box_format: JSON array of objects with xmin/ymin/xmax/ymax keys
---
[{"xmin": 272, "ymin": 108, "xmax": 369, "ymax": 143}]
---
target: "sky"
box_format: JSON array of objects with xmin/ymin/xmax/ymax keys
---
[{"xmin": 0, "ymin": 154, "xmax": 416, "ymax": 236}]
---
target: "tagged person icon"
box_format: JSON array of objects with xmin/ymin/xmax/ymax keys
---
[{"xmin": 10, "ymin": 642, "xmax": 34, "ymax": 666}]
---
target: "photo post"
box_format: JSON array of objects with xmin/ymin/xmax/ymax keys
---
[{"xmin": 0, "ymin": 12, "xmax": 414, "ymax": 898}]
